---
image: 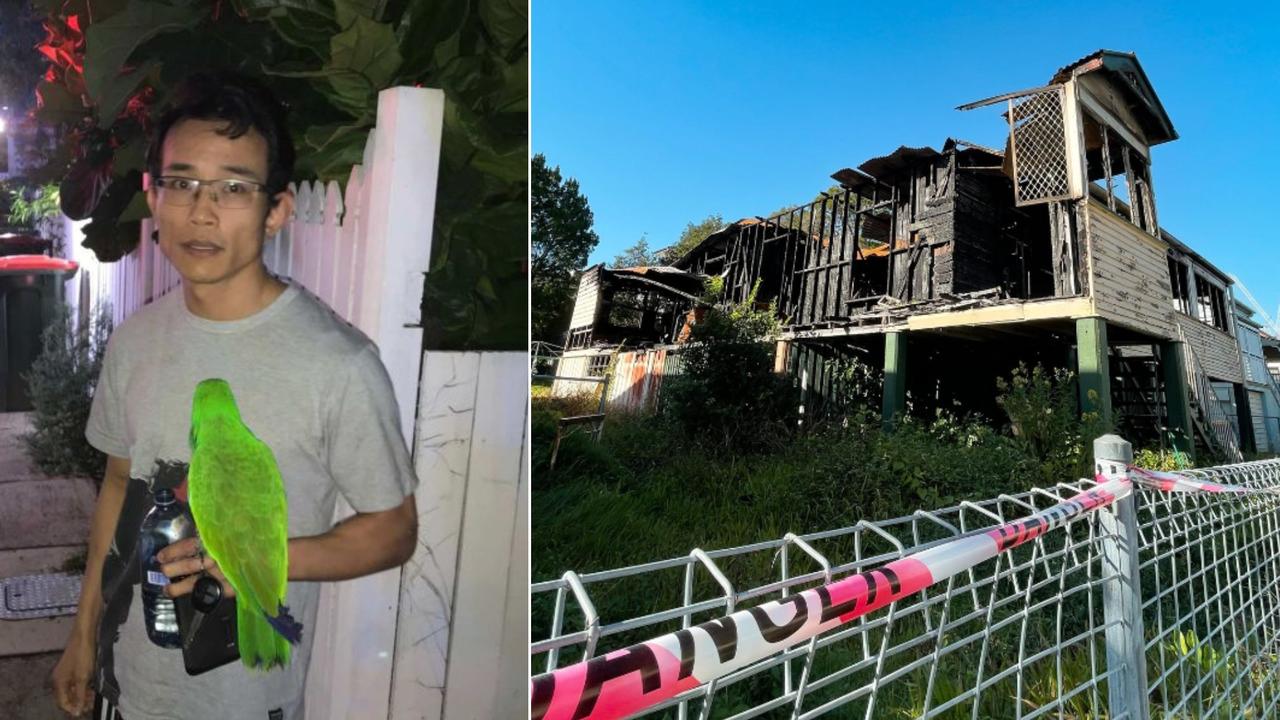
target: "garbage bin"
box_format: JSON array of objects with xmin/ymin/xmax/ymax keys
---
[
  {"xmin": 0, "ymin": 255, "xmax": 79, "ymax": 412},
  {"xmin": 0, "ymin": 232, "xmax": 52, "ymax": 258}
]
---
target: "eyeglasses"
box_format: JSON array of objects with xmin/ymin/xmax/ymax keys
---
[{"xmin": 153, "ymin": 176, "xmax": 268, "ymax": 210}]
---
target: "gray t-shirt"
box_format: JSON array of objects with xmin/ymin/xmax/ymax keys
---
[{"xmin": 85, "ymin": 280, "xmax": 419, "ymax": 720}]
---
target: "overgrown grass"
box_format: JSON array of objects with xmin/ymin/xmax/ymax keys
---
[{"xmin": 530, "ymin": 380, "xmax": 1266, "ymax": 717}]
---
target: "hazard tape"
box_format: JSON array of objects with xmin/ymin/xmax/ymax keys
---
[
  {"xmin": 529, "ymin": 464, "xmax": 1280, "ymax": 720},
  {"xmin": 530, "ymin": 478, "xmax": 1130, "ymax": 720},
  {"xmin": 1127, "ymin": 465, "xmax": 1258, "ymax": 495}
]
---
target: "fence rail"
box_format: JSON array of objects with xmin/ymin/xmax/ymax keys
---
[{"xmin": 530, "ymin": 436, "xmax": 1280, "ymax": 719}]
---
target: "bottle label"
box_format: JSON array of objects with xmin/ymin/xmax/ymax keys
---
[{"xmin": 147, "ymin": 570, "xmax": 170, "ymax": 587}]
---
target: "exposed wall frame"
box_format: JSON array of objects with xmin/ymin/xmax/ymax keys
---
[{"xmin": 1076, "ymin": 85, "xmax": 1151, "ymax": 162}]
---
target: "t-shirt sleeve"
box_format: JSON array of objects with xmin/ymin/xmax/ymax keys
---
[
  {"xmin": 324, "ymin": 344, "xmax": 420, "ymax": 512},
  {"xmin": 85, "ymin": 331, "xmax": 130, "ymax": 459}
]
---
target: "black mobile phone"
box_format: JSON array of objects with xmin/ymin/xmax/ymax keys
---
[{"xmin": 175, "ymin": 584, "xmax": 240, "ymax": 675}]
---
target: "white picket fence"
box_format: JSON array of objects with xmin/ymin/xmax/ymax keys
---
[{"xmin": 57, "ymin": 87, "xmax": 526, "ymax": 719}]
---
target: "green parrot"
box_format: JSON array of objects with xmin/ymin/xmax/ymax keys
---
[{"xmin": 188, "ymin": 378, "xmax": 302, "ymax": 670}]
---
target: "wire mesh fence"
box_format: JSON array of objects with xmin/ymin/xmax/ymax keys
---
[{"xmin": 530, "ymin": 438, "xmax": 1280, "ymax": 719}]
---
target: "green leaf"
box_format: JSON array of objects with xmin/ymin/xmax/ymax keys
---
[
  {"xmin": 324, "ymin": 14, "xmax": 403, "ymax": 117},
  {"xmin": 267, "ymin": 8, "xmax": 340, "ymax": 59},
  {"xmin": 475, "ymin": 275, "xmax": 498, "ymax": 303},
  {"xmin": 83, "ymin": 1, "xmax": 203, "ymax": 125},
  {"xmin": 334, "ymin": 0, "xmax": 381, "ymax": 28},
  {"xmin": 394, "ymin": 0, "xmax": 468, "ymax": 78},
  {"xmin": 34, "ymin": 79, "xmax": 85, "ymax": 126},
  {"xmin": 117, "ymin": 190, "xmax": 151, "ymax": 223},
  {"xmin": 34, "ymin": 0, "xmax": 129, "ymax": 19},
  {"xmin": 96, "ymin": 60, "xmax": 159, "ymax": 128},
  {"xmin": 298, "ymin": 122, "xmax": 372, "ymax": 181},
  {"xmin": 111, "ymin": 136, "xmax": 148, "ymax": 177},
  {"xmin": 232, "ymin": 0, "xmax": 335, "ymax": 18},
  {"xmin": 303, "ymin": 119, "xmax": 372, "ymax": 152},
  {"xmin": 478, "ymin": 0, "xmax": 528, "ymax": 58},
  {"xmin": 81, "ymin": 217, "xmax": 141, "ymax": 263}
]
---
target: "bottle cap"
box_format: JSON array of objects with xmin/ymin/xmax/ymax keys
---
[{"xmin": 154, "ymin": 488, "xmax": 175, "ymax": 504}]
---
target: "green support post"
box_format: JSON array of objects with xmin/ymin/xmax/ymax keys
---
[
  {"xmin": 1076, "ymin": 317, "xmax": 1112, "ymax": 427},
  {"xmin": 882, "ymin": 331, "xmax": 907, "ymax": 432},
  {"xmin": 1160, "ymin": 341, "xmax": 1195, "ymax": 462},
  {"xmin": 1233, "ymin": 383, "xmax": 1256, "ymax": 455}
]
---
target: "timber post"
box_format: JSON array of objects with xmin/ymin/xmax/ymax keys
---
[
  {"xmin": 881, "ymin": 331, "xmax": 907, "ymax": 432},
  {"xmin": 1076, "ymin": 317, "xmax": 1112, "ymax": 427},
  {"xmin": 1160, "ymin": 340, "xmax": 1195, "ymax": 461}
]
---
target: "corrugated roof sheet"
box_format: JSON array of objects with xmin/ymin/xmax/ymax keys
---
[{"xmin": 857, "ymin": 146, "xmax": 940, "ymax": 179}]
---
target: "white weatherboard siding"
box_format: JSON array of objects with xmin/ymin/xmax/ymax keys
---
[
  {"xmin": 1177, "ymin": 315, "xmax": 1244, "ymax": 384},
  {"xmin": 1087, "ymin": 202, "xmax": 1175, "ymax": 338},
  {"xmin": 568, "ymin": 267, "xmax": 602, "ymax": 330}
]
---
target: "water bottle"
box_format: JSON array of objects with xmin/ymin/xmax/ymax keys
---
[{"xmin": 138, "ymin": 487, "xmax": 196, "ymax": 648}]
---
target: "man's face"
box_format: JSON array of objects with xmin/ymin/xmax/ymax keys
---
[{"xmin": 146, "ymin": 118, "xmax": 291, "ymax": 288}]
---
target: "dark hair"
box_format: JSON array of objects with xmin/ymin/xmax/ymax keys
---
[{"xmin": 146, "ymin": 72, "xmax": 296, "ymax": 203}]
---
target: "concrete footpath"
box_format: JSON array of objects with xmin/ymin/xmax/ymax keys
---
[{"xmin": 0, "ymin": 412, "xmax": 98, "ymax": 719}]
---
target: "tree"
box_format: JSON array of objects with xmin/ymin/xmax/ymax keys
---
[
  {"xmin": 532, "ymin": 153, "xmax": 598, "ymax": 342},
  {"xmin": 611, "ymin": 235, "xmax": 659, "ymax": 268},
  {"xmin": 663, "ymin": 278, "xmax": 795, "ymax": 451},
  {"xmin": 667, "ymin": 213, "xmax": 724, "ymax": 263}
]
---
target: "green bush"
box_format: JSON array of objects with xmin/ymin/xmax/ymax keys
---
[
  {"xmin": 996, "ymin": 363, "xmax": 1107, "ymax": 483},
  {"xmin": 662, "ymin": 279, "xmax": 796, "ymax": 452},
  {"xmin": 1134, "ymin": 447, "xmax": 1193, "ymax": 471},
  {"xmin": 22, "ymin": 302, "xmax": 112, "ymax": 482}
]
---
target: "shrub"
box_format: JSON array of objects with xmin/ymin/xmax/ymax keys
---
[
  {"xmin": 996, "ymin": 364, "xmax": 1107, "ymax": 483},
  {"xmin": 662, "ymin": 279, "xmax": 796, "ymax": 452},
  {"xmin": 1133, "ymin": 447, "xmax": 1193, "ymax": 471},
  {"xmin": 22, "ymin": 301, "xmax": 112, "ymax": 481}
]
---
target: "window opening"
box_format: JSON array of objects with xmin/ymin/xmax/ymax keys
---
[
  {"xmin": 1083, "ymin": 111, "xmax": 1157, "ymax": 234},
  {"xmin": 1168, "ymin": 257, "xmax": 1190, "ymax": 315},
  {"xmin": 586, "ymin": 354, "xmax": 609, "ymax": 377}
]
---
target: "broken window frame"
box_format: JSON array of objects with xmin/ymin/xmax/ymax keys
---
[
  {"xmin": 1167, "ymin": 256, "xmax": 1191, "ymax": 315},
  {"xmin": 565, "ymin": 326, "xmax": 593, "ymax": 350},
  {"xmin": 1195, "ymin": 280, "xmax": 1229, "ymax": 332},
  {"xmin": 1081, "ymin": 109, "xmax": 1158, "ymax": 236},
  {"xmin": 1169, "ymin": 254, "xmax": 1230, "ymax": 333},
  {"xmin": 586, "ymin": 353, "xmax": 609, "ymax": 377},
  {"xmin": 605, "ymin": 288, "xmax": 649, "ymax": 330}
]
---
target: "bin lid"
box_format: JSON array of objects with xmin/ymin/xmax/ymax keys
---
[{"xmin": 0, "ymin": 255, "xmax": 79, "ymax": 274}]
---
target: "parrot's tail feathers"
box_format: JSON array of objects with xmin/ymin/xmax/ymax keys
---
[
  {"xmin": 239, "ymin": 600, "xmax": 290, "ymax": 671},
  {"xmin": 265, "ymin": 603, "xmax": 304, "ymax": 646}
]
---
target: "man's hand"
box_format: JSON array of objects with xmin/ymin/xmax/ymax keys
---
[
  {"xmin": 157, "ymin": 537, "xmax": 235, "ymax": 599},
  {"xmin": 50, "ymin": 626, "xmax": 96, "ymax": 717}
]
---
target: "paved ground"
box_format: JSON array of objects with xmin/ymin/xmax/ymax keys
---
[
  {"xmin": 0, "ymin": 654, "xmax": 64, "ymax": 720},
  {"xmin": 0, "ymin": 412, "xmax": 96, "ymax": 718}
]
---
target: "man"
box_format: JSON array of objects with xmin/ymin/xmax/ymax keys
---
[{"xmin": 50, "ymin": 72, "xmax": 419, "ymax": 719}]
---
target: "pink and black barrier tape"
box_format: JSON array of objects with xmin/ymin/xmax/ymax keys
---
[
  {"xmin": 1127, "ymin": 465, "xmax": 1260, "ymax": 495},
  {"xmin": 530, "ymin": 478, "xmax": 1131, "ymax": 720}
]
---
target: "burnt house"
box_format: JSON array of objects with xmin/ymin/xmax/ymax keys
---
[{"xmin": 556, "ymin": 50, "xmax": 1252, "ymax": 460}]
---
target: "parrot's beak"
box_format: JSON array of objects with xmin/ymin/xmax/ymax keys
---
[{"xmin": 176, "ymin": 476, "xmax": 190, "ymax": 505}]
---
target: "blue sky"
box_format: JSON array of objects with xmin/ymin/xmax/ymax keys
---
[{"xmin": 533, "ymin": 2, "xmax": 1280, "ymax": 325}]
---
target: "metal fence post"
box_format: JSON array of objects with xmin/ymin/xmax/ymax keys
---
[{"xmin": 1095, "ymin": 434, "xmax": 1149, "ymax": 720}]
